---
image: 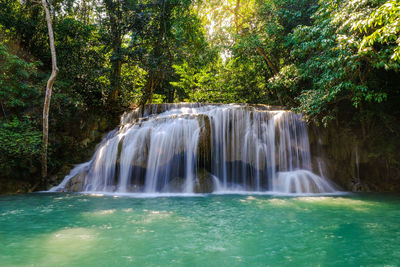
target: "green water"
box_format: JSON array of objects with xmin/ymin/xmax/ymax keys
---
[{"xmin": 1, "ymin": 193, "xmax": 400, "ymax": 266}]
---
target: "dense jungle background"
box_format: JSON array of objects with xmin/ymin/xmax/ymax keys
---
[{"xmin": 1, "ymin": 0, "xmax": 399, "ymax": 193}]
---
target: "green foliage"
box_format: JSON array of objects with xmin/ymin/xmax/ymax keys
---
[
  {"xmin": 279, "ymin": 0, "xmax": 398, "ymax": 123},
  {"xmin": 0, "ymin": 43, "xmax": 40, "ymax": 112},
  {"xmin": 54, "ymin": 17, "xmax": 107, "ymax": 107},
  {"xmin": 0, "ymin": 117, "xmax": 42, "ymax": 177},
  {"xmin": 120, "ymin": 63, "xmax": 147, "ymax": 105},
  {"xmin": 0, "ymin": 43, "xmax": 42, "ymax": 178},
  {"xmin": 171, "ymin": 57, "xmax": 234, "ymax": 103},
  {"xmin": 268, "ymin": 64, "xmax": 301, "ymax": 105},
  {"xmin": 185, "ymin": 0, "xmax": 320, "ymax": 105},
  {"xmin": 354, "ymin": 0, "xmax": 400, "ymax": 64}
]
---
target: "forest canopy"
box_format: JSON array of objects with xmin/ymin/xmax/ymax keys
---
[{"xmin": 0, "ymin": 0, "xmax": 399, "ymax": 187}]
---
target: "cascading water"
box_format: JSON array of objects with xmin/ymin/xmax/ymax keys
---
[{"xmin": 51, "ymin": 104, "xmax": 338, "ymax": 194}]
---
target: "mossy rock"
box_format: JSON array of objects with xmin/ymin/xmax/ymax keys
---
[
  {"xmin": 64, "ymin": 172, "xmax": 87, "ymax": 192},
  {"xmin": 194, "ymin": 169, "xmax": 214, "ymax": 193}
]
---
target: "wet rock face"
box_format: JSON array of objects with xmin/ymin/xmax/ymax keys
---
[
  {"xmin": 197, "ymin": 115, "xmax": 212, "ymax": 171},
  {"xmin": 161, "ymin": 177, "xmax": 185, "ymax": 193},
  {"xmin": 0, "ymin": 179, "xmax": 32, "ymax": 194},
  {"xmin": 308, "ymin": 123, "xmax": 400, "ymax": 192},
  {"xmin": 194, "ymin": 169, "xmax": 214, "ymax": 193},
  {"xmin": 54, "ymin": 104, "xmax": 336, "ymax": 194},
  {"xmin": 48, "ymin": 113, "xmax": 119, "ymax": 191},
  {"xmin": 154, "ymin": 169, "xmax": 214, "ymax": 193},
  {"xmin": 63, "ymin": 172, "xmax": 86, "ymax": 192},
  {"xmin": 351, "ymin": 177, "xmax": 370, "ymax": 192}
]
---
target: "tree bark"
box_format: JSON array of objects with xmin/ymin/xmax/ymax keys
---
[
  {"xmin": 140, "ymin": 72, "xmax": 161, "ymax": 112},
  {"xmin": 255, "ymin": 46, "xmax": 279, "ymax": 75},
  {"xmin": 109, "ymin": 50, "xmax": 122, "ymax": 103},
  {"xmin": 234, "ymin": 0, "xmax": 240, "ymax": 34},
  {"xmin": 108, "ymin": 19, "xmax": 122, "ymax": 104},
  {"xmin": 107, "ymin": 0, "xmax": 122, "ymax": 104},
  {"xmin": 41, "ymin": 0, "xmax": 58, "ymax": 187},
  {"xmin": 139, "ymin": 0, "xmax": 168, "ymax": 108}
]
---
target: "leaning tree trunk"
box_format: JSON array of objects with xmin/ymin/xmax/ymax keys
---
[{"xmin": 41, "ymin": 0, "xmax": 58, "ymax": 187}]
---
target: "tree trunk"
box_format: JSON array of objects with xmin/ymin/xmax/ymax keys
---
[
  {"xmin": 41, "ymin": 0, "xmax": 58, "ymax": 187},
  {"xmin": 234, "ymin": 0, "xmax": 240, "ymax": 34},
  {"xmin": 109, "ymin": 50, "xmax": 122, "ymax": 103},
  {"xmin": 108, "ymin": 27, "xmax": 122, "ymax": 103},
  {"xmin": 140, "ymin": 72, "xmax": 161, "ymax": 111},
  {"xmin": 255, "ymin": 46, "xmax": 279, "ymax": 75},
  {"xmin": 105, "ymin": 0, "xmax": 122, "ymax": 104},
  {"xmin": 139, "ymin": 0, "xmax": 169, "ymax": 108}
]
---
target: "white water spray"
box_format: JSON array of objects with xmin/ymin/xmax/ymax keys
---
[{"xmin": 51, "ymin": 104, "xmax": 338, "ymax": 194}]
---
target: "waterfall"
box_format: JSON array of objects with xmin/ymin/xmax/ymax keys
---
[{"xmin": 51, "ymin": 104, "xmax": 338, "ymax": 194}]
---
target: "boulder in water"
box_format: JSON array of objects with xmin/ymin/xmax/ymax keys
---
[{"xmin": 63, "ymin": 172, "xmax": 87, "ymax": 192}]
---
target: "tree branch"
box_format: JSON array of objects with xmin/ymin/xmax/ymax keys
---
[{"xmin": 255, "ymin": 46, "xmax": 279, "ymax": 75}]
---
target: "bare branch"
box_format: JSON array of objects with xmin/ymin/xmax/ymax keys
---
[{"xmin": 41, "ymin": 0, "xmax": 59, "ymax": 186}]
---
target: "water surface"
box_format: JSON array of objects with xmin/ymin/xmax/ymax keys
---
[{"xmin": 1, "ymin": 193, "xmax": 399, "ymax": 266}]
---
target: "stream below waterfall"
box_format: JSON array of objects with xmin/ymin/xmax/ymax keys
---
[{"xmin": 1, "ymin": 193, "xmax": 400, "ymax": 266}]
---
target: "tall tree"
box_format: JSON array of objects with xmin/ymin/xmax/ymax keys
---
[
  {"xmin": 41, "ymin": 0, "xmax": 58, "ymax": 186},
  {"xmin": 104, "ymin": 0, "xmax": 123, "ymax": 104},
  {"xmin": 139, "ymin": 0, "xmax": 171, "ymax": 107}
]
